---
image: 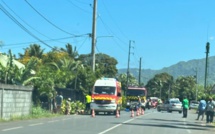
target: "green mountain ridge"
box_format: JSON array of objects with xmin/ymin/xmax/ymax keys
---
[{"xmin": 118, "ymin": 56, "xmax": 215, "ymax": 86}]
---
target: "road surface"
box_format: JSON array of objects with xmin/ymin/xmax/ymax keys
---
[{"xmin": 0, "ymin": 109, "xmax": 214, "ymax": 134}]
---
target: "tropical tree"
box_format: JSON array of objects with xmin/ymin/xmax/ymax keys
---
[
  {"xmin": 19, "ymin": 44, "xmax": 45, "ymax": 59},
  {"xmin": 145, "ymin": 72, "xmax": 174, "ymax": 99},
  {"xmin": 42, "ymin": 51, "xmax": 69, "ymax": 64},
  {"xmin": 60, "ymin": 43, "xmax": 79, "ymax": 59},
  {"xmin": 95, "ymin": 53, "xmax": 118, "ymax": 77},
  {"xmin": 117, "ymin": 73, "xmax": 127, "ymax": 91},
  {"xmin": 0, "ymin": 50, "xmax": 25, "ymax": 84},
  {"xmin": 175, "ymin": 76, "xmax": 196, "ymax": 100}
]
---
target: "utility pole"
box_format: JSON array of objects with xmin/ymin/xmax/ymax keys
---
[
  {"xmin": 204, "ymin": 42, "xmax": 210, "ymax": 90},
  {"xmin": 91, "ymin": 0, "xmax": 97, "ymax": 72},
  {"xmin": 194, "ymin": 68, "xmax": 198, "ymax": 101},
  {"xmin": 138, "ymin": 57, "xmax": 142, "ymax": 87},
  {"xmin": 126, "ymin": 40, "xmax": 134, "ymax": 94}
]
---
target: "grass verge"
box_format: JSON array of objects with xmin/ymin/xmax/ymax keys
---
[{"xmin": 0, "ymin": 106, "xmax": 61, "ymax": 122}]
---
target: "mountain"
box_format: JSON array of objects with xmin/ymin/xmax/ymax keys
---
[{"xmin": 118, "ymin": 56, "xmax": 215, "ymax": 86}]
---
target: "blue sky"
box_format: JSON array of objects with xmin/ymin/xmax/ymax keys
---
[{"xmin": 0, "ymin": 0, "xmax": 215, "ymax": 70}]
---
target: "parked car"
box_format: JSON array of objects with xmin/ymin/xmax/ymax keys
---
[
  {"xmin": 157, "ymin": 98, "xmax": 182, "ymax": 113},
  {"xmin": 189, "ymin": 100, "xmax": 199, "ymax": 110}
]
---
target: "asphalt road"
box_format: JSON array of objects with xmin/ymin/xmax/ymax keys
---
[{"xmin": 0, "ymin": 109, "xmax": 214, "ymax": 134}]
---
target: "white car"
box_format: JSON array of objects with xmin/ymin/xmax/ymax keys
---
[
  {"xmin": 157, "ymin": 98, "xmax": 182, "ymax": 113},
  {"xmin": 189, "ymin": 100, "xmax": 199, "ymax": 110}
]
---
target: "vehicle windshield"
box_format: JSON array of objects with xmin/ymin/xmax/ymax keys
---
[
  {"xmin": 126, "ymin": 89, "xmax": 145, "ymax": 96},
  {"xmin": 93, "ymin": 86, "xmax": 116, "ymax": 95}
]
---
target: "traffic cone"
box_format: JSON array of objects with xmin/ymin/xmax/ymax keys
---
[
  {"xmin": 136, "ymin": 108, "xmax": 139, "ymax": 116},
  {"xmin": 141, "ymin": 108, "xmax": 144, "ymax": 115},
  {"xmin": 131, "ymin": 109, "xmax": 134, "ymax": 117},
  {"xmin": 91, "ymin": 109, "xmax": 95, "ymax": 117},
  {"xmin": 115, "ymin": 110, "xmax": 120, "ymax": 118}
]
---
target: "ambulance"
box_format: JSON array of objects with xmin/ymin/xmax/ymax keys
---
[{"xmin": 90, "ymin": 78, "xmax": 122, "ymax": 115}]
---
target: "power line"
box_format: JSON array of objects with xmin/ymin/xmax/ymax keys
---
[
  {"xmin": 0, "ymin": 3, "xmax": 54, "ymax": 49},
  {"xmin": 88, "ymin": 3, "xmax": 128, "ymax": 53},
  {"xmin": 3, "ymin": 34, "xmax": 90, "ymax": 47},
  {"xmin": 24, "ymin": 0, "xmax": 75, "ymax": 36},
  {"xmin": 66, "ymin": 0, "xmax": 91, "ymax": 14},
  {"xmin": 1, "ymin": 0, "xmax": 67, "ymax": 45},
  {"xmin": 98, "ymin": 16, "xmax": 127, "ymax": 53},
  {"xmin": 101, "ymin": 1, "xmax": 130, "ymax": 41},
  {"xmin": 76, "ymin": 36, "xmax": 89, "ymax": 51}
]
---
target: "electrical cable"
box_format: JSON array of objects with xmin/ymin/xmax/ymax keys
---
[
  {"xmin": 24, "ymin": 0, "xmax": 76, "ymax": 36},
  {"xmin": 66, "ymin": 0, "xmax": 91, "ymax": 14},
  {"xmin": 0, "ymin": 3, "xmax": 54, "ymax": 49},
  {"xmin": 1, "ymin": 0, "xmax": 68, "ymax": 45}
]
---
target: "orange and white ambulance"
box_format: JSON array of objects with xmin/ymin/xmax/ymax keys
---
[{"xmin": 90, "ymin": 78, "xmax": 122, "ymax": 115}]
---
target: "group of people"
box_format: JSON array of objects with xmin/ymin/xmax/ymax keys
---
[
  {"xmin": 182, "ymin": 96, "xmax": 215, "ymax": 124},
  {"xmin": 53, "ymin": 92, "xmax": 71, "ymax": 115},
  {"xmin": 52, "ymin": 91, "xmax": 92, "ymax": 115},
  {"xmin": 196, "ymin": 97, "xmax": 215, "ymax": 123}
]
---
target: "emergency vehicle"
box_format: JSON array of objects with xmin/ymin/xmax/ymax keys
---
[
  {"xmin": 90, "ymin": 78, "xmax": 122, "ymax": 115},
  {"xmin": 126, "ymin": 86, "xmax": 147, "ymax": 110}
]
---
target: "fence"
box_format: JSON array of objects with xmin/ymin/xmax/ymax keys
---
[{"xmin": 0, "ymin": 84, "xmax": 33, "ymax": 120}]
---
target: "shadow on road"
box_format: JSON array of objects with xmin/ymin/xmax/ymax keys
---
[
  {"xmin": 141, "ymin": 118, "xmax": 214, "ymax": 128},
  {"xmin": 112, "ymin": 117, "xmax": 214, "ymax": 132},
  {"xmin": 111, "ymin": 122, "xmax": 213, "ymax": 131},
  {"xmin": 123, "ymin": 122, "xmax": 212, "ymax": 131}
]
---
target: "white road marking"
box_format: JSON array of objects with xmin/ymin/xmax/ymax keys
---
[
  {"xmin": 98, "ymin": 119, "xmax": 134, "ymax": 134},
  {"xmin": 183, "ymin": 118, "xmax": 191, "ymax": 134},
  {"xmin": 98, "ymin": 113, "xmax": 150, "ymax": 134},
  {"xmin": 2, "ymin": 126, "xmax": 23, "ymax": 131},
  {"xmin": 29, "ymin": 123, "xmax": 43, "ymax": 126}
]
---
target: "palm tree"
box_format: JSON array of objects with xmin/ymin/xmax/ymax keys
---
[
  {"xmin": 60, "ymin": 43, "xmax": 79, "ymax": 60},
  {"xmin": 19, "ymin": 44, "xmax": 44, "ymax": 59}
]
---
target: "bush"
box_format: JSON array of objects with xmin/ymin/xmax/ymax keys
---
[{"xmin": 61, "ymin": 100, "xmax": 85, "ymax": 114}]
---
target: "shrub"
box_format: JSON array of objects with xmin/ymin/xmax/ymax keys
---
[{"xmin": 61, "ymin": 100, "xmax": 85, "ymax": 114}]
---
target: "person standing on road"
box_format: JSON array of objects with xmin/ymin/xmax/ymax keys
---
[
  {"xmin": 85, "ymin": 92, "xmax": 92, "ymax": 114},
  {"xmin": 196, "ymin": 96, "xmax": 206, "ymax": 120},
  {"xmin": 182, "ymin": 96, "xmax": 189, "ymax": 118},
  {"xmin": 205, "ymin": 97, "xmax": 215, "ymax": 124},
  {"xmin": 55, "ymin": 92, "xmax": 63, "ymax": 113}
]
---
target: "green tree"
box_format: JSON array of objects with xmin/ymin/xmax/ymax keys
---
[
  {"xmin": 117, "ymin": 73, "xmax": 127, "ymax": 91},
  {"xmin": 146, "ymin": 72, "xmax": 174, "ymax": 99},
  {"xmin": 175, "ymin": 76, "xmax": 196, "ymax": 100},
  {"xmin": 60, "ymin": 43, "xmax": 79, "ymax": 59},
  {"xmin": 0, "ymin": 50, "xmax": 24, "ymax": 84},
  {"xmin": 19, "ymin": 44, "xmax": 44, "ymax": 59},
  {"xmin": 95, "ymin": 53, "xmax": 118, "ymax": 77}
]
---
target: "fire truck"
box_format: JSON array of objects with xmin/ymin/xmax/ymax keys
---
[
  {"xmin": 126, "ymin": 86, "xmax": 147, "ymax": 110},
  {"xmin": 90, "ymin": 78, "xmax": 122, "ymax": 115}
]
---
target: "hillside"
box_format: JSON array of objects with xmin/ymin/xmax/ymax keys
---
[{"xmin": 118, "ymin": 56, "xmax": 215, "ymax": 86}]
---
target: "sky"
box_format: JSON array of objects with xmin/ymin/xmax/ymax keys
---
[{"xmin": 0, "ymin": 0, "xmax": 215, "ymax": 70}]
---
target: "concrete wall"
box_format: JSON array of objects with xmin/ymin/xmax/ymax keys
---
[{"xmin": 0, "ymin": 84, "xmax": 33, "ymax": 120}]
